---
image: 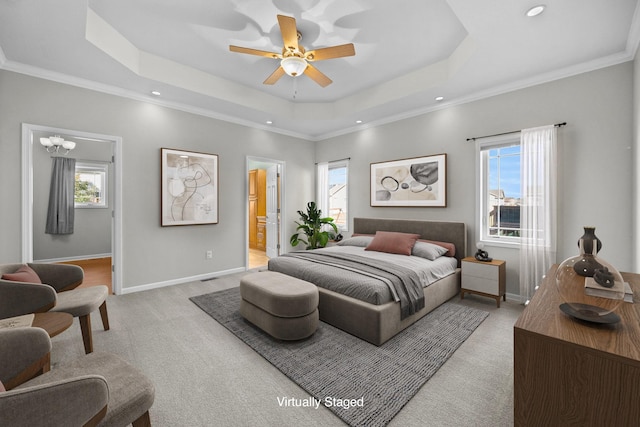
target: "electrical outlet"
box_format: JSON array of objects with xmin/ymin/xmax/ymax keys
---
[{"xmin": 206, "ymin": 250, "xmax": 213, "ymax": 259}]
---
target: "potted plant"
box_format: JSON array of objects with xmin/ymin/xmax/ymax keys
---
[{"xmin": 290, "ymin": 201, "xmax": 339, "ymax": 250}]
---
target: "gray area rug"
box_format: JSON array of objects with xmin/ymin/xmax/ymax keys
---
[{"xmin": 190, "ymin": 287, "xmax": 489, "ymax": 427}]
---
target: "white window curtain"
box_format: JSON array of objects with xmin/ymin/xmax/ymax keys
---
[
  {"xmin": 316, "ymin": 162, "xmax": 329, "ymax": 216},
  {"xmin": 519, "ymin": 125, "xmax": 557, "ymax": 303}
]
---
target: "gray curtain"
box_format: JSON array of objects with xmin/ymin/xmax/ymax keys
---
[{"xmin": 46, "ymin": 157, "xmax": 76, "ymax": 235}]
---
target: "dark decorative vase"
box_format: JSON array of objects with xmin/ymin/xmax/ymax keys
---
[
  {"xmin": 577, "ymin": 226, "xmax": 602, "ymax": 255},
  {"xmin": 593, "ymin": 267, "xmax": 616, "ymax": 288},
  {"xmin": 557, "ymin": 226, "xmax": 623, "ymax": 324},
  {"xmin": 573, "ymin": 238, "xmax": 603, "ymax": 277}
]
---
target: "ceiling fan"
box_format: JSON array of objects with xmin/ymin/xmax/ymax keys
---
[{"xmin": 229, "ymin": 14, "xmax": 355, "ymax": 87}]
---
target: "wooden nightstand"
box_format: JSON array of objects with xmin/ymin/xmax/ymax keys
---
[{"xmin": 461, "ymin": 256, "xmax": 506, "ymax": 307}]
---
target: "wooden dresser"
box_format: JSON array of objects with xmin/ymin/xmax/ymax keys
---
[{"xmin": 513, "ymin": 265, "xmax": 640, "ymax": 426}]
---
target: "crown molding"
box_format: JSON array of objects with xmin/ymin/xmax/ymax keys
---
[
  {"xmin": 0, "ymin": 59, "xmax": 312, "ymax": 141},
  {"xmin": 627, "ymin": 0, "xmax": 640, "ymax": 58},
  {"xmin": 1, "ymin": 46, "xmax": 635, "ymax": 143},
  {"xmin": 314, "ymin": 50, "xmax": 634, "ymax": 141}
]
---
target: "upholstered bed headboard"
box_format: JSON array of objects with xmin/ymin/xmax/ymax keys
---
[{"xmin": 353, "ymin": 217, "xmax": 467, "ymax": 266}]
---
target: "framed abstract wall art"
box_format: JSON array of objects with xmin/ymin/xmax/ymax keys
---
[
  {"xmin": 161, "ymin": 148, "xmax": 219, "ymax": 226},
  {"xmin": 370, "ymin": 153, "xmax": 447, "ymax": 207}
]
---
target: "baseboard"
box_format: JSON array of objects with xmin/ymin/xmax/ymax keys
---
[
  {"xmin": 505, "ymin": 292, "xmax": 522, "ymax": 304},
  {"xmin": 119, "ymin": 267, "xmax": 246, "ymax": 295},
  {"xmin": 34, "ymin": 253, "xmax": 112, "ymax": 263}
]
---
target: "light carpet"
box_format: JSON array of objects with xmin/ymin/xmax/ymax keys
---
[{"xmin": 190, "ymin": 287, "xmax": 489, "ymax": 427}]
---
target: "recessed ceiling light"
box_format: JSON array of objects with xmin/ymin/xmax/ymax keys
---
[
  {"xmin": 526, "ymin": 5, "xmax": 546, "ymax": 17},
  {"xmin": 355, "ymin": 120, "xmax": 363, "ymax": 124},
  {"xmin": 151, "ymin": 90, "xmax": 161, "ymax": 96},
  {"xmin": 435, "ymin": 96, "xmax": 444, "ymax": 102},
  {"xmin": 266, "ymin": 120, "xmax": 273, "ymax": 125}
]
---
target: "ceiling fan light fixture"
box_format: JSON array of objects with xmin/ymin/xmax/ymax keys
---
[
  {"xmin": 281, "ymin": 56, "xmax": 307, "ymax": 77},
  {"xmin": 229, "ymin": 15, "xmax": 354, "ymax": 87}
]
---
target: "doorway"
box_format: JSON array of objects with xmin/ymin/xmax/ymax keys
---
[
  {"xmin": 21, "ymin": 123, "xmax": 123, "ymax": 294},
  {"xmin": 247, "ymin": 157, "xmax": 285, "ymax": 270}
]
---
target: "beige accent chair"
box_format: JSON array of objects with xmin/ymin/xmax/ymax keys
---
[
  {"xmin": 0, "ymin": 263, "xmax": 110, "ymax": 354},
  {"xmin": 0, "ymin": 327, "xmax": 154, "ymax": 427}
]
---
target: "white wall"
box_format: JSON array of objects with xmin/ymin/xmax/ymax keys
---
[
  {"xmin": 0, "ymin": 70, "xmax": 315, "ymax": 290},
  {"xmin": 317, "ymin": 62, "xmax": 634, "ymax": 296}
]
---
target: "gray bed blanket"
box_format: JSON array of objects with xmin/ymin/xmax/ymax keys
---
[{"xmin": 279, "ymin": 251, "xmax": 425, "ymax": 320}]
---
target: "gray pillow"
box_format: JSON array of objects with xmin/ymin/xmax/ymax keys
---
[
  {"xmin": 336, "ymin": 236, "xmax": 374, "ymax": 247},
  {"xmin": 411, "ymin": 241, "xmax": 448, "ymax": 261}
]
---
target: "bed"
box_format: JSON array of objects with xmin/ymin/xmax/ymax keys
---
[{"xmin": 268, "ymin": 217, "xmax": 467, "ymax": 345}]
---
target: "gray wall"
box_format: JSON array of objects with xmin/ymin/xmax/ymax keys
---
[
  {"xmin": 316, "ymin": 62, "xmax": 634, "ymax": 296},
  {"xmin": 0, "ymin": 62, "xmax": 635, "ymax": 295},
  {"xmin": 32, "ymin": 129, "xmax": 113, "ymax": 261},
  {"xmin": 634, "ymin": 47, "xmax": 640, "ymax": 273},
  {"xmin": 0, "ymin": 70, "xmax": 315, "ymax": 290}
]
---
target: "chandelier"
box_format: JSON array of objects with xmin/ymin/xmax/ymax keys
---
[{"xmin": 40, "ymin": 135, "xmax": 76, "ymax": 155}]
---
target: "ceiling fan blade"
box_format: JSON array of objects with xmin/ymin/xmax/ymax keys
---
[
  {"xmin": 305, "ymin": 43, "xmax": 355, "ymax": 61},
  {"xmin": 229, "ymin": 45, "xmax": 281, "ymax": 59},
  {"xmin": 277, "ymin": 15, "xmax": 299, "ymax": 52},
  {"xmin": 263, "ymin": 66, "xmax": 286, "ymax": 85},
  {"xmin": 304, "ymin": 64, "xmax": 332, "ymax": 87}
]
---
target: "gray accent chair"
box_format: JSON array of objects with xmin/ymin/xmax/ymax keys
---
[
  {"xmin": 0, "ymin": 327, "xmax": 155, "ymax": 427},
  {"xmin": 0, "ymin": 263, "xmax": 110, "ymax": 354}
]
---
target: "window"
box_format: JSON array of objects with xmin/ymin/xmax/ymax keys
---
[
  {"xmin": 75, "ymin": 161, "xmax": 108, "ymax": 208},
  {"xmin": 317, "ymin": 159, "xmax": 349, "ymax": 232},
  {"xmin": 478, "ymin": 136, "xmax": 521, "ymax": 244}
]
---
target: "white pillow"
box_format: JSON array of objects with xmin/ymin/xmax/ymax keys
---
[{"xmin": 411, "ymin": 241, "xmax": 449, "ymax": 261}]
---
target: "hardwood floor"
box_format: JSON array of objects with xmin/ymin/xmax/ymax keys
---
[
  {"xmin": 248, "ymin": 248, "xmax": 269, "ymax": 269},
  {"xmin": 57, "ymin": 250, "xmax": 269, "ymax": 294},
  {"xmin": 59, "ymin": 257, "xmax": 112, "ymax": 294},
  {"xmin": 58, "ymin": 250, "xmax": 269, "ymax": 293}
]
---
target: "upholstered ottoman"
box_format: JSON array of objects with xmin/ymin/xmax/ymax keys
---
[{"xmin": 239, "ymin": 271, "xmax": 319, "ymax": 340}]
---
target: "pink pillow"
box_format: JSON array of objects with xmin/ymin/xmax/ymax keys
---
[
  {"xmin": 0, "ymin": 379, "xmax": 5, "ymax": 392},
  {"xmin": 365, "ymin": 231, "xmax": 420, "ymax": 256},
  {"xmin": 1, "ymin": 264, "xmax": 42, "ymax": 283},
  {"xmin": 419, "ymin": 239, "xmax": 456, "ymax": 257}
]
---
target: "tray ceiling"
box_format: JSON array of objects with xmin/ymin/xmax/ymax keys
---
[{"xmin": 1, "ymin": 0, "xmax": 638, "ymax": 140}]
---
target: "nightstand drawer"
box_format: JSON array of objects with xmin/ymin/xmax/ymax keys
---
[
  {"xmin": 460, "ymin": 257, "xmax": 506, "ymax": 307},
  {"xmin": 462, "ymin": 275, "xmax": 500, "ymax": 295},
  {"xmin": 462, "ymin": 260, "xmax": 499, "ymax": 280}
]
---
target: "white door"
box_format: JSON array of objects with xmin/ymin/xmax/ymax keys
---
[{"xmin": 266, "ymin": 164, "xmax": 280, "ymax": 259}]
